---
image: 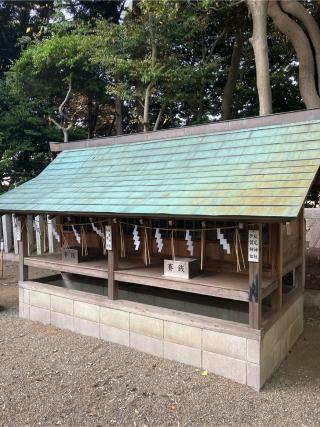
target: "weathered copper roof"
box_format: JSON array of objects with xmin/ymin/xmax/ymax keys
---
[{"xmin": 1, "ymin": 119, "xmax": 320, "ymax": 219}]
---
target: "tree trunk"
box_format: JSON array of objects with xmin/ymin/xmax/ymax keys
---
[
  {"xmin": 63, "ymin": 129, "xmax": 68, "ymax": 143},
  {"xmin": 49, "ymin": 77, "xmax": 73, "ymax": 142},
  {"xmin": 246, "ymin": 0, "xmax": 272, "ymax": 116},
  {"xmin": 143, "ymin": 83, "xmax": 153, "ymax": 132},
  {"xmin": 222, "ymin": 32, "xmax": 244, "ymax": 120},
  {"xmin": 87, "ymin": 94, "xmax": 99, "ymax": 138},
  {"xmin": 279, "ymin": 0, "xmax": 320, "ymax": 94},
  {"xmin": 115, "ymin": 97, "xmax": 123, "ymax": 135},
  {"xmin": 142, "ymin": 35, "xmax": 157, "ymax": 132},
  {"xmin": 268, "ymin": 0, "xmax": 320, "ymax": 109},
  {"xmin": 153, "ymin": 104, "xmax": 166, "ymax": 131},
  {"xmin": 136, "ymin": 95, "xmax": 144, "ymax": 133}
]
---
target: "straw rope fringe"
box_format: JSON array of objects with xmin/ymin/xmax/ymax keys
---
[
  {"xmin": 31, "ymin": 217, "xmax": 249, "ymax": 274},
  {"xmin": 33, "ymin": 217, "xmax": 254, "ymax": 233},
  {"xmin": 200, "ymin": 227, "xmax": 206, "ymax": 271},
  {"xmin": 81, "ymin": 225, "xmax": 88, "ymax": 257},
  {"xmin": 171, "ymin": 230, "xmax": 175, "ymax": 261},
  {"xmin": 233, "ymin": 228, "xmax": 246, "ymax": 272},
  {"xmin": 119, "ymin": 223, "xmax": 126, "ymax": 258},
  {"xmin": 144, "ymin": 226, "xmax": 151, "ymax": 266}
]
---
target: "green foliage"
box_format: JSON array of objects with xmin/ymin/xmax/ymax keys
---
[
  {"xmin": 0, "ymin": 81, "xmax": 57, "ymax": 192},
  {"xmin": 9, "ymin": 27, "xmax": 104, "ymax": 98},
  {"xmin": 88, "ymin": 0, "xmax": 222, "ymax": 130},
  {"xmin": 0, "ymin": 80, "xmax": 87, "ymax": 193}
]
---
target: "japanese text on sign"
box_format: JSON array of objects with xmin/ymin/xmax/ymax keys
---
[
  {"xmin": 105, "ymin": 225, "xmax": 112, "ymax": 251},
  {"xmin": 248, "ymin": 230, "xmax": 259, "ymax": 263}
]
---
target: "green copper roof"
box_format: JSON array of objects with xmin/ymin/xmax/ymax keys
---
[{"xmin": 1, "ymin": 119, "xmax": 320, "ymax": 219}]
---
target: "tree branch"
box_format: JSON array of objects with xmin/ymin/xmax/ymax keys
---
[
  {"xmin": 58, "ymin": 78, "xmax": 73, "ymax": 122},
  {"xmin": 268, "ymin": 0, "xmax": 320, "ymax": 108},
  {"xmin": 48, "ymin": 115, "xmax": 63, "ymax": 130},
  {"xmin": 222, "ymin": 31, "xmax": 244, "ymax": 120},
  {"xmin": 279, "ymin": 0, "xmax": 320, "ymax": 94},
  {"xmin": 206, "ymin": 28, "xmax": 227, "ymax": 62}
]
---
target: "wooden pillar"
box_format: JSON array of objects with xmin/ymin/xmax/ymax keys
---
[
  {"xmin": 35, "ymin": 215, "xmax": 45, "ymax": 254},
  {"xmin": 272, "ymin": 222, "xmax": 284, "ymax": 311},
  {"xmin": 249, "ymin": 224, "xmax": 262, "ymax": 329},
  {"xmin": 107, "ymin": 219, "xmax": 118, "ymax": 300},
  {"xmin": 12, "ymin": 214, "xmax": 19, "ymax": 255},
  {"xmin": 300, "ymin": 210, "xmax": 306, "ymax": 289},
  {"xmin": 26, "ymin": 215, "xmax": 35, "ymax": 256},
  {"xmin": 2, "ymin": 214, "xmax": 13, "ymax": 253},
  {"xmin": 47, "ymin": 215, "xmax": 59, "ymax": 253},
  {"xmin": 278, "ymin": 223, "xmax": 284, "ymax": 306},
  {"xmin": 18, "ymin": 216, "xmax": 29, "ymax": 282}
]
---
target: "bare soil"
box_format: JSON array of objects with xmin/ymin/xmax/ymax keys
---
[{"xmin": 0, "ymin": 261, "xmax": 320, "ymax": 426}]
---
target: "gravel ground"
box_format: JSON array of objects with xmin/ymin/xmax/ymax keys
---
[{"xmin": 0, "ymin": 261, "xmax": 320, "ymax": 426}]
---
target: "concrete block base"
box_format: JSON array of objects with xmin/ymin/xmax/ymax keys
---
[{"xmin": 19, "ymin": 280, "xmax": 304, "ymax": 391}]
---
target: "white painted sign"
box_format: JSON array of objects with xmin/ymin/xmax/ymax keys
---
[
  {"xmin": 105, "ymin": 225, "xmax": 112, "ymax": 251},
  {"xmin": 248, "ymin": 230, "xmax": 259, "ymax": 263}
]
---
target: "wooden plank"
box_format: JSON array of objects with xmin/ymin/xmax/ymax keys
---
[
  {"xmin": 115, "ymin": 270, "xmax": 249, "ymax": 301},
  {"xmin": 107, "ymin": 219, "xmax": 119, "ymax": 300},
  {"xmin": 249, "ymin": 224, "xmax": 262, "ymax": 329},
  {"xmin": 23, "ymin": 253, "xmax": 276, "ymax": 303},
  {"xmin": 26, "ymin": 214, "xmax": 35, "ymax": 256},
  {"xmin": 300, "ymin": 209, "xmax": 306, "ymax": 289},
  {"xmin": 282, "ymin": 256, "xmax": 303, "ymax": 277},
  {"xmin": 278, "ymin": 222, "xmax": 284, "ymax": 309},
  {"xmin": 262, "ymin": 279, "xmax": 278, "ymax": 299},
  {"xmin": 24, "ymin": 256, "xmax": 108, "ymax": 279},
  {"xmin": 18, "ymin": 216, "xmax": 29, "ymax": 281}
]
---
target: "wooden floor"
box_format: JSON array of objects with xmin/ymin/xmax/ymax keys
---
[{"xmin": 24, "ymin": 254, "xmax": 277, "ymax": 302}]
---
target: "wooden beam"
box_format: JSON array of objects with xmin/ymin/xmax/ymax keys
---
[
  {"xmin": 107, "ymin": 219, "xmax": 119, "ymax": 300},
  {"xmin": 1, "ymin": 214, "xmax": 13, "ymax": 253},
  {"xmin": 249, "ymin": 224, "xmax": 262, "ymax": 329},
  {"xmin": 300, "ymin": 210, "xmax": 306, "ymax": 289},
  {"xmin": 18, "ymin": 216, "xmax": 29, "ymax": 282},
  {"xmin": 115, "ymin": 270, "xmax": 249, "ymax": 301},
  {"xmin": 269, "ymin": 222, "xmax": 283, "ymax": 313},
  {"xmin": 26, "ymin": 215, "xmax": 35, "ymax": 256},
  {"xmin": 12, "ymin": 214, "xmax": 19, "ymax": 255},
  {"xmin": 277, "ymin": 222, "xmax": 284, "ymax": 308},
  {"xmin": 24, "ymin": 256, "xmax": 108, "ymax": 279},
  {"xmin": 35, "ymin": 215, "xmax": 45, "ymax": 254}
]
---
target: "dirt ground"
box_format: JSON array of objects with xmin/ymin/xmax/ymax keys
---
[
  {"xmin": 306, "ymin": 248, "xmax": 320, "ymax": 290},
  {"xmin": 0, "ymin": 262, "xmax": 320, "ymax": 426}
]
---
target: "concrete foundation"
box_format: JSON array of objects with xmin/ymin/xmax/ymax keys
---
[{"xmin": 19, "ymin": 279, "xmax": 304, "ymax": 391}]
